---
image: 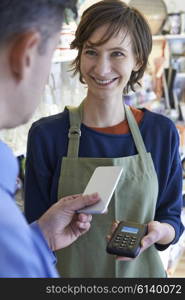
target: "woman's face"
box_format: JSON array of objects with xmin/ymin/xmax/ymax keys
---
[{"xmin": 80, "ymin": 24, "xmax": 138, "ymax": 100}]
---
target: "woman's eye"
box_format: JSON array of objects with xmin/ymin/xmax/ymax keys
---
[
  {"xmin": 84, "ymin": 49, "xmax": 97, "ymax": 56},
  {"xmin": 111, "ymin": 51, "xmax": 124, "ymax": 57}
]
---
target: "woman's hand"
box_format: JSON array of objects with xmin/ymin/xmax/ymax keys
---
[{"xmin": 108, "ymin": 220, "xmax": 175, "ymax": 261}]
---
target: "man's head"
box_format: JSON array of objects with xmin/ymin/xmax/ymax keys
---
[
  {"xmin": 71, "ymin": 0, "xmax": 152, "ymax": 94},
  {"xmin": 0, "ymin": 0, "xmax": 77, "ymax": 129}
]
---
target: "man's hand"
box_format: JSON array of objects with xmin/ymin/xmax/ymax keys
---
[{"xmin": 37, "ymin": 193, "xmax": 100, "ymax": 251}]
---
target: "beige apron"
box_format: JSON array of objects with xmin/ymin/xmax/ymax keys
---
[{"xmin": 56, "ymin": 102, "xmax": 166, "ymax": 277}]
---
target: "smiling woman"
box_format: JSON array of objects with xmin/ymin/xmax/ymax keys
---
[
  {"xmin": 79, "ymin": 25, "xmax": 139, "ymax": 108},
  {"xmin": 24, "ymin": 0, "xmax": 184, "ymax": 278},
  {"xmin": 71, "ymin": 0, "xmax": 152, "ymax": 94}
]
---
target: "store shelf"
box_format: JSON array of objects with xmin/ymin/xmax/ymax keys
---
[
  {"xmin": 52, "ymin": 36, "xmax": 185, "ymax": 62},
  {"xmin": 153, "ymin": 34, "xmax": 185, "ymax": 41}
]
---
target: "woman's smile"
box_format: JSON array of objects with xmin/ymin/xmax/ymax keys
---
[{"xmin": 90, "ymin": 75, "xmax": 119, "ymax": 87}]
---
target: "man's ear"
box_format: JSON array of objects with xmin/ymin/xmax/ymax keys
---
[{"xmin": 9, "ymin": 31, "xmax": 41, "ymax": 81}]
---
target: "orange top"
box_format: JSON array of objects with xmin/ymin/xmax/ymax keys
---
[{"xmin": 90, "ymin": 106, "xmax": 144, "ymax": 134}]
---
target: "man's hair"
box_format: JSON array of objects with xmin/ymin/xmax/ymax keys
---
[
  {"xmin": 0, "ymin": 0, "xmax": 78, "ymax": 53},
  {"xmin": 71, "ymin": 0, "xmax": 152, "ymax": 93}
]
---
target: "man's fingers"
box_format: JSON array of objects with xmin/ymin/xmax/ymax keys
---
[
  {"xmin": 76, "ymin": 221, "xmax": 91, "ymax": 231},
  {"xmin": 59, "ymin": 193, "xmax": 100, "ymax": 212},
  {"xmin": 77, "ymin": 213, "xmax": 92, "ymax": 223}
]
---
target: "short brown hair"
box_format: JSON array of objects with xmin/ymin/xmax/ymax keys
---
[{"xmin": 70, "ymin": 0, "xmax": 152, "ymax": 93}]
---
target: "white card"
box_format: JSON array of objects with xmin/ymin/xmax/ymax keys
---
[{"xmin": 77, "ymin": 166, "xmax": 123, "ymax": 214}]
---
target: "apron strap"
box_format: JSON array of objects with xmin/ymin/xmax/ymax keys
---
[
  {"xmin": 124, "ymin": 104, "xmax": 147, "ymax": 157},
  {"xmin": 67, "ymin": 102, "xmax": 83, "ymax": 157},
  {"xmin": 67, "ymin": 101, "xmax": 147, "ymax": 158}
]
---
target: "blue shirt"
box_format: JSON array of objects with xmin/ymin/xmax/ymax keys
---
[
  {"xmin": 0, "ymin": 141, "xmax": 59, "ymax": 277},
  {"xmin": 24, "ymin": 107, "xmax": 185, "ymax": 250}
]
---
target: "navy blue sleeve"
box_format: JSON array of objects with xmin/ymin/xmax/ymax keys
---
[
  {"xmin": 24, "ymin": 111, "xmax": 69, "ymax": 223},
  {"xmin": 24, "ymin": 125, "xmax": 54, "ymax": 223},
  {"xmin": 153, "ymin": 120, "xmax": 184, "ymax": 250}
]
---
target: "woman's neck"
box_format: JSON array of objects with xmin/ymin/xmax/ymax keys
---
[{"xmin": 82, "ymin": 96, "xmax": 125, "ymax": 128}]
